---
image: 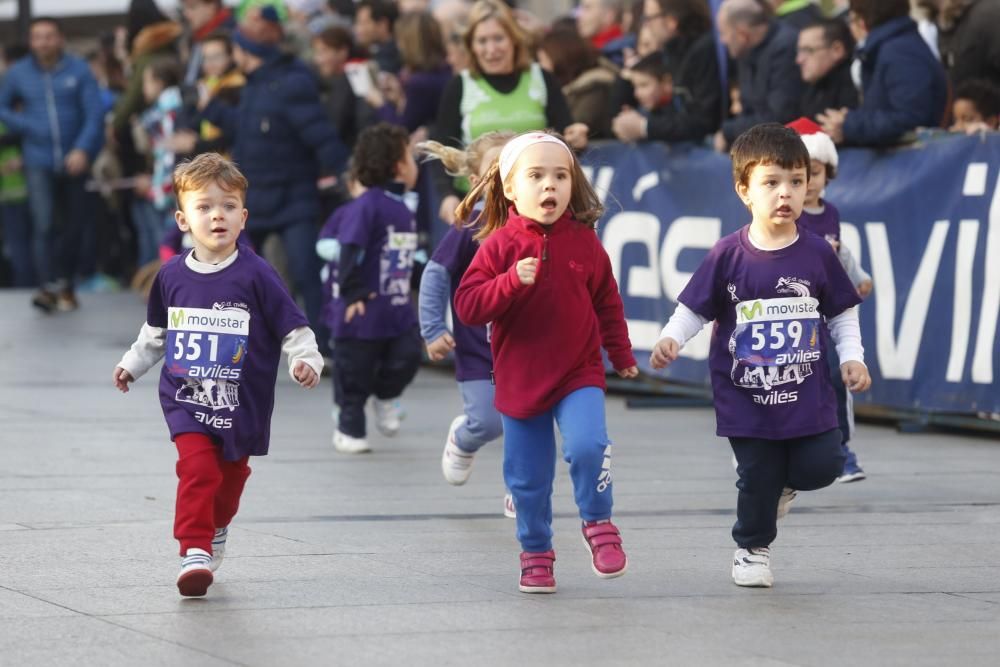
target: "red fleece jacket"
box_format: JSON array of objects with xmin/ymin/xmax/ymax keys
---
[{"xmin": 454, "ymin": 208, "xmax": 636, "ymax": 419}]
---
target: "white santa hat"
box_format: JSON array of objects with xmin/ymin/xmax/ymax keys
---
[{"xmin": 786, "ymin": 117, "xmax": 838, "ymax": 169}]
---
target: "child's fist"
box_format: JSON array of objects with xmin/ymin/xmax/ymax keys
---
[
  {"xmin": 426, "ymin": 332, "xmax": 456, "ymax": 361},
  {"xmin": 649, "ymin": 337, "xmax": 679, "ymax": 370},
  {"xmin": 113, "ymin": 366, "xmax": 134, "ymax": 393},
  {"xmin": 841, "ymin": 360, "xmax": 871, "ymax": 393},
  {"xmin": 293, "ymin": 361, "xmax": 320, "ymax": 388},
  {"xmin": 617, "ymin": 365, "xmax": 639, "ymax": 379},
  {"xmin": 516, "ymin": 257, "xmax": 539, "ymax": 285},
  {"xmin": 857, "ymin": 279, "xmax": 873, "ymax": 298}
]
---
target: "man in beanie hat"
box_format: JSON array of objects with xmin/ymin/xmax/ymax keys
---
[
  {"xmin": 787, "ymin": 116, "xmax": 871, "ymax": 484},
  {"xmin": 199, "ymin": 5, "xmax": 348, "ymax": 356}
]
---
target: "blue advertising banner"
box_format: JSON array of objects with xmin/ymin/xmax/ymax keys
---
[{"xmin": 580, "ymin": 134, "xmax": 1000, "ymax": 416}]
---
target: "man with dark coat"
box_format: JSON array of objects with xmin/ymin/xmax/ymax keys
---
[
  {"xmin": 819, "ymin": 0, "xmax": 947, "ymax": 146},
  {"xmin": 199, "ymin": 7, "xmax": 347, "ymax": 351},
  {"xmin": 797, "ymin": 18, "xmax": 859, "ymax": 121},
  {"xmin": 716, "ymin": 0, "xmax": 802, "ymax": 149}
]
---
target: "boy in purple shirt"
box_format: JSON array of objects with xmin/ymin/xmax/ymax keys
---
[
  {"xmin": 651, "ymin": 123, "xmax": 872, "ymax": 588},
  {"xmin": 112, "ymin": 153, "xmax": 323, "ymax": 597},
  {"xmin": 317, "ymin": 123, "xmax": 422, "ymax": 454}
]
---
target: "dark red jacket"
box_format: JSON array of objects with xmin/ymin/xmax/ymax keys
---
[{"xmin": 454, "ymin": 208, "xmax": 635, "ymax": 419}]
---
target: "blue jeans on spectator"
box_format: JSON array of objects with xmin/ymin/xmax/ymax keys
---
[
  {"xmin": 1, "ymin": 201, "xmax": 35, "ymax": 286},
  {"xmin": 24, "ymin": 168, "xmax": 88, "ymax": 290},
  {"xmin": 131, "ymin": 199, "xmax": 174, "ymax": 267}
]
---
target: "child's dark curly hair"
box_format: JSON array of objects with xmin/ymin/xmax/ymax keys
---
[{"xmin": 351, "ymin": 123, "xmax": 410, "ymax": 187}]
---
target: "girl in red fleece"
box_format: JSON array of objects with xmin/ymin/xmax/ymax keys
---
[{"xmin": 453, "ymin": 132, "xmax": 638, "ymax": 594}]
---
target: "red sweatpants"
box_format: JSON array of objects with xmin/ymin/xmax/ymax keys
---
[{"xmin": 174, "ymin": 433, "xmax": 251, "ymax": 555}]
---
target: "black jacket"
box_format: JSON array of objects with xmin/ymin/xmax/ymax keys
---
[
  {"xmin": 938, "ymin": 0, "xmax": 1000, "ymax": 88},
  {"xmin": 646, "ymin": 31, "xmax": 724, "ymax": 142},
  {"xmin": 722, "ymin": 21, "xmax": 802, "ymax": 142},
  {"xmin": 800, "ymin": 58, "xmax": 859, "ymax": 121}
]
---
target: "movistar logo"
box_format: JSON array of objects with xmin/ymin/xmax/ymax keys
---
[
  {"xmin": 740, "ymin": 301, "xmax": 762, "ymax": 320},
  {"xmin": 170, "ymin": 309, "xmax": 185, "ymax": 328}
]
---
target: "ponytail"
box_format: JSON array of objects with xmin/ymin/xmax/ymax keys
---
[
  {"xmin": 416, "ymin": 140, "xmax": 471, "ymax": 177},
  {"xmin": 456, "ymin": 161, "xmax": 513, "ymax": 239}
]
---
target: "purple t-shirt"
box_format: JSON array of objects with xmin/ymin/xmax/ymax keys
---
[
  {"xmin": 678, "ymin": 226, "xmax": 862, "ymax": 440},
  {"xmin": 319, "ymin": 187, "xmax": 418, "ymax": 339},
  {"xmin": 147, "ymin": 249, "xmax": 309, "ymax": 460},
  {"xmin": 430, "ymin": 224, "xmax": 492, "ymax": 382},
  {"xmin": 797, "ymin": 199, "xmax": 840, "ymax": 242}
]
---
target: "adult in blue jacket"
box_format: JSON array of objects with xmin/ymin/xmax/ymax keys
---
[
  {"xmin": 0, "ymin": 17, "xmax": 103, "ymax": 312},
  {"xmin": 199, "ymin": 8, "xmax": 348, "ymax": 348},
  {"xmin": 716, "ymin": 0, "xmax": 802, "ymax": 149},
  {"xmin": 818, "ymin": 0, "xmax": 947, "ymax": 146}
]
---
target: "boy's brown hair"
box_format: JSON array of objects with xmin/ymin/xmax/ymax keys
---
[
  {"xmin": 730, "ymin": 123, "xmax": 810, "ymax": 189},
  {"xmin": 173, "ymin": 153, "xmax": 249, "ymax": 207},
  {"xmin": 352, "ymin": 123, "xmax": 410, "ymax": 187}
]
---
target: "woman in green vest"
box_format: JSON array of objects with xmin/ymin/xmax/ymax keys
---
[{"xmin": 432, "ymin": 0, "xmax": 588, "ymax": 224}]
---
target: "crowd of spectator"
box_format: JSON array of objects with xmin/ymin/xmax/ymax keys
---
[{"xmin": 0, "ymin": 0, "xmax": 997, "ymax": 311}]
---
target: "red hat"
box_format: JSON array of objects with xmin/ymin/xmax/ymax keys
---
[{"xmin": 786, "ymin": 117, "xmax": 838, "ymax": 169}]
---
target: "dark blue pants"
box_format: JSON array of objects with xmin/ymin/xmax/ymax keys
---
[
  {"xmin": 332, "ymin": 328, "xmax": 422, "ymax": 438},
  {"xmin": 728, "ymin": 428, "xmax": 844, "ymax": 548},
  {"xmin": 1, "ymin": 201, "xmax": 35, "ymax": 286}
]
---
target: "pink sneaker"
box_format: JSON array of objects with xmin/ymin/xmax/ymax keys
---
[
  {"xmin": 519, "ymin": 550, "xmax": 556, "ymax": 593},
  {"xmin": 582, "ymin": 520, "xmax": 628, "ymax": 578}
]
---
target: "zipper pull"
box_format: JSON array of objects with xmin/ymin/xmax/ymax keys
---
[{"xmin": 542, "ymin": 233, "xmax": 548, "ymax": 261}]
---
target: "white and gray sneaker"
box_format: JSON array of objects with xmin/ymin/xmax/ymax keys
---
[
  {"xmin": 177, "ymin": 548, "xmax": 213, "ymax": 597},
  {"xmin": 777, "ymin": 487, "xmax": 797, "ymax": 519},
  {"xmin": 333, "ymin": 429, "xmax": 371, "ymax": 454},
  {"xmin": 373, "ymin": 398, "xmax": 403, "ymax": 436},
  {"xmin": 210, "ymin": 526, "xmax": 228, "ymax": 572},
  {"xmin": 732, "ymin": 547, "xmax": 773, "ymax": 587},
  {"xmin": 441, "ymin": 416, "xmax": 476, "ymax": 485}
]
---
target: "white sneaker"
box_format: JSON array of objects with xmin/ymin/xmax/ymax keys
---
[
  {"xmin": 732, "ymin": 547, "xmax": 773, "ymax": 587},
  {"xmin": 177, "ymin": 548, "xmax": 213, "ymax": 597},
  {"xmin": 210, "ymin": 526, "xmax": 227, "ymax": 572},
  {"xmin": 441, "ymin": 416, "xmax": 475, "ymax": 485},
  {"xmin": 777, "ymin": 487, "xmax": 797, "ymax": 519},
  {"xmin": 373, "ymin": 398, "xmax": 403, "ymax": 436},
  {"xmin": 333, "ymin": 429, "xmax": 371, "ymax": 453},
  {"xmin": 503, "ymin": 492, "xmax": 516, "ymax": 518}
]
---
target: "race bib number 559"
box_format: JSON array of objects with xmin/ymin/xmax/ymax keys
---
[
  {"xmin": 732, "ymin": 296, "xmax": 821, "ymax": 367},
  {"xmin": 165, "ymin": 307, "xmax": 250, "ymax": 380}
]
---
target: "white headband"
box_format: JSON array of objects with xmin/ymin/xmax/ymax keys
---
[{"xmin": 498, "ymin": 133, "xmax": 574, "ymax": 182}]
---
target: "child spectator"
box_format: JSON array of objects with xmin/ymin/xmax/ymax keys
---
[
  {"xmin": 317, "ymin": 123, "xmax": 422, "ymax": 454},
  {"xmin": 417, "ymin": 131, "xmax": 515, "ymax": 517},
  {"xmin": 651, "ymin": 123, "xmax": 871, "ymax": 588},
  {"xmin": 454, "ymin": 131, "xmax": 638, "ymax": 593},
  {"xmin": 611, "ymin": 52, "xmax": 680, "ymax": 142},
  {"xmin": 133, "ymin": 55, "xmax": 183, "ymax": 267},
  {"xmin": 787, "ymin": 116, "xmax": 872, "ymax": 483},
  {"xmin": 950, "ymin": 79, "xmax": 1000, "ymax": 134},
  {"xmin": 112, "ymin": 153, "xmax": 322, "ymax": 597}
]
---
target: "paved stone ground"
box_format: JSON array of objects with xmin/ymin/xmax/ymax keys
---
[{"xmin": 1, "ymin": 290, "xmax": 998, "ymax": 666}]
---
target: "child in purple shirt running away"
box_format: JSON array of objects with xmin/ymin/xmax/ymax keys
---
[
  {"xmin": 317, "ymin": 123, "xmax": 423, "ymax": 454},
  {"xmin": 417, "ymin": 131, "xmax": 516, "ymax": 518},
  {"xmin": 651, "ymin": 123, "xmax": 872, "ymax": 589},
  {"xmin": 112, "ymin": 153, "xmax": 323, "ymax": 598}
]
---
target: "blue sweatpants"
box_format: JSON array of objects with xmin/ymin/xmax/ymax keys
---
[
  {"xmin": 453, "ymin": 380, "xmax": 504, "ymax": 453},
  {"xmin": 501, "ymin": 387, "xmax": 613, "ymax": 552}
]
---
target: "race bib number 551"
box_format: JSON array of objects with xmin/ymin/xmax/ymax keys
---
[{"xmin": 165, "ymin": 307, "xmax": 250, "ymax": 380}]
